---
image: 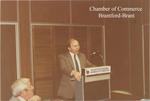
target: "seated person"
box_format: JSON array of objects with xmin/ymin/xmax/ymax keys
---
[{"xmin": 9, "ymin": 78, "xmax": 34, "ymax": 101}]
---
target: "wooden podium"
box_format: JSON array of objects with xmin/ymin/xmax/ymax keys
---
[{"xmin": 75, "ymin": 66, "xmax": 111, "ymax": 101}]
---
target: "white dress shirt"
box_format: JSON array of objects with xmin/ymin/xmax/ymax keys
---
[{"xmin": 69, "ymin": 52, "xmax": 81, "ymax": 72}]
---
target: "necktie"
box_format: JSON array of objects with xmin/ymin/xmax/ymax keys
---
[{"xmin": 74, "ymin": 54, "xmax": 79, "ymax": 72}]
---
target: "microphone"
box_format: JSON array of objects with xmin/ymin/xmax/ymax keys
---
[
  {"xmin": 90, "ymin": 50, "xmax": 104, "ymax": 65},
  {"xmin": 99, "ymin": 54, "xmax": 104, "ymax": 65},
  {"xmin": 90, "ymin": 52, "xmax": 96, "ymax": 55}
]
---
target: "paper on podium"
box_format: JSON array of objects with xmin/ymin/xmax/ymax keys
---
[{"xmin": 84, "ymin": 66, "xmax": 111, "ymax": 76}]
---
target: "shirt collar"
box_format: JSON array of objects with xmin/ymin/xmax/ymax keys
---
[
  {"xmin": 69, "ymin": 52, "xmax": 75, "ymax": 57},
  {"xmin": 69, "ymin": 52, "xmax": 79, "ymax": 56}
]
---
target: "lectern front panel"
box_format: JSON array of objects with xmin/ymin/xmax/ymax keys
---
[
  {"xmin": 84, "ymin": 80, "xmax": 109, "ymax": 100},
  {"xmin": 79, "ymin": 66, "xmax": 111, "ymax": 101}
]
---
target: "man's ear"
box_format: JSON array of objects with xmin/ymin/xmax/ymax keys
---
[{"xmin": 68, "ymin": 47, "xmax": 70, "ymax": 50}]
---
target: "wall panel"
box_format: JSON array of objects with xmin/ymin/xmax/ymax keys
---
[
  {"xmin": 31, "ymin": 1, "xmax": 70, "ymax": 23},
  {"xmin": 72, "ymin": 1, "xmax": 104, "ymax": 25},
  {"xmin": 144, "ymin": 25, "xmax": 149, "ymax": 98},
  {"xmin": 32, "ymin": 26, "xmax": 54, "ymax": 99},
  {"xmin": 1, "ymin": 25, "xmax": 17, "ymax": 101},
  {"xmin": 19, "ymin": 1, "xmax": 31, "ymax": 78},
  {"xmin": 130, "ymin": 24, "xmax": 143, "ymax": 99},
  {"xmin": 105, "ymin": 22, "xmax": 132, "ymax": 99},
  {"xmin": 1, "ymin": 1, "xmax": 17, "ymax": 21}
]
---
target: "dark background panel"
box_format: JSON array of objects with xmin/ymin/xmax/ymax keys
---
[
  {"xmin": 31, "ymin": 1, "xmax": 70, "ymax": 23},
  {"xmin": 88, "ymin": 27, "xmax": 103, "ymax": 65},
  {"xmin": 19, "ymin": 1, "xmax": 32, "ymax": 78},
  {"xmin": 32, "ymin": 26, "xmax": 54, "ymax": 99},
  {"xmin": 72, "ymin": 1, "xmax": 104, "ymax": 25},
  {"xmin": 53, "ymin": 26, "xmax": 70, "ymax": 55},
  {"xmin": 70, "ymin": 26, "xmax": 88, "ymax": 55},
  {"xmin": 105, "ymin": 21, "xmax": 132, "ymax": 99},
  {"xmin": 1, "ymin": 1, "xmax": 17, "ymax": 21},
  {"xmin": 130, "ymin": 24, "xmax": 143, "ymax": 99},
  {"xmin": 144, "ymin": 25, "xmax": 149, "ymax": 98},
  {"xmin": 1, "ymin": 25, "xmax": 17, "ymax": 101}
]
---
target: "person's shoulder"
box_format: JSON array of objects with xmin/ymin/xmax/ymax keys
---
[
  {"xmin": 79, "ymin": 52, "xmax": 84, "ymax": 55},
  {"xmin": 9, "ymin": 96, "xmax": 20, "ymax": 101},
  {"xmin": 58, "ymin": 52, "xmax": 69, "ymax": 58},
  {"xmin": 78, "ymin": 52, "xmax": 86, "ymax": 57}
]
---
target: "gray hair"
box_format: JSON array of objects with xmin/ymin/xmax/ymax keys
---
[{"xmin": 11, "ymin": 78, "xmax": 30, "ymax": 96}]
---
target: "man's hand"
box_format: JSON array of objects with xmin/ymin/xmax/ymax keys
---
[{"xmin": 71, "ymin": 70, "xmax": 81, "ymax": 81}]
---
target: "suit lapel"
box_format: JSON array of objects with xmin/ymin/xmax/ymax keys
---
[{"xmin": 66, "ymin": 52, "xmax": 74, "ymax": 69}]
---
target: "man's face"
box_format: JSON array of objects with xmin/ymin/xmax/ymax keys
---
[
  {"xmin": 68, "ymin": 40, "xmax": 80, "ymax": 54},
  {"xmin": 21, "ymin": 82, "xmax": 34, "ymax": 100}
]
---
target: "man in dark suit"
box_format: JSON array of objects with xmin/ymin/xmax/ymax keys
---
[{"xmin": 57, "ymin": 38, "xmax": 94, "ymax": 101}]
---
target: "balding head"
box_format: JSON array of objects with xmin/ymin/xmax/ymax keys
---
[
  {"xmin": 67, "ymin": 38, "xmax": 80, "ymax": 54},
  {"xmin": 67, "ymin": 38, "xmax": 78, "ymax": 47}
]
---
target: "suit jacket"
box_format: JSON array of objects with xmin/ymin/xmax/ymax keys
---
[{"xmin": 57, "ymin": 52, "xmax": 94, "ymax": 99}]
